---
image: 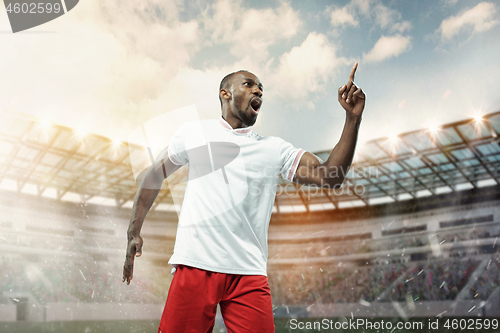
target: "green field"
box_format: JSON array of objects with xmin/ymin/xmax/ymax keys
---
[{"xmin": 1, "ymin": 318, "xmax": 495, "ymax": 333}]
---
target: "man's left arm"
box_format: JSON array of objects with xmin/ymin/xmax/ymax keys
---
[{"xmin": 294, "ymin": 63, "xmax": 366, "ymax": 188}]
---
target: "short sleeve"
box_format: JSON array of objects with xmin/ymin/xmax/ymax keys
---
[
  {"xmin": 167, "ymin": 124, "xmax": 189, "ymax": 166},
  {"xmin": 279, "ymin": 139, "xmax": 305, "ymax": 182}
]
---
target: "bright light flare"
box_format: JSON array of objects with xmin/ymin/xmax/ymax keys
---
[
  {"xmin": 389, "ymin": 133, "xmax": 399, "ymax": 143},
  {"xmin": 386, "ymin": 132, "xmax": 401, "ymax": 158},
  {"xmin": 427, "ymin": 123, "xmax": 441, "ymax": 135},
  {"xmin": 75, "ymin": 128, "xmax": 87, "ymax": 139},
  {"xmin": 112, "ymin": 139, "xmax": 122, "ymax": 147},
  {"xmin": 40, "ymin": 119, "xmax": 52, "ymax": 128},
  {"xmin": 471, "ymin": 111, "xmax": 489, "ymax": 137}
]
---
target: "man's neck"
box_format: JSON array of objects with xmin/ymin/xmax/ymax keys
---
[{"xmin": 221, "ymin": 111, "xmax": 246, "ymax": 130}]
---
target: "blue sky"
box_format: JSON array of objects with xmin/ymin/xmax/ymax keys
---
[{"xmin": 1, "ymin": 0, "xmax": 499, "ymax": 152}]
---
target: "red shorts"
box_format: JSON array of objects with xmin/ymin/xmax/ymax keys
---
[{"xmin": 158, "ymin": 265, "xmax": 275, "ymax": 333}]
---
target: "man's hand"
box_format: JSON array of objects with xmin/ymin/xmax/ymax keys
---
[
  {"xmin": 338, "ymin": 62, "xmax": 365, "ymax": 116},
  {"xmin": 123, "ymin": 234, "xmax": 143, "ymax": 285}
]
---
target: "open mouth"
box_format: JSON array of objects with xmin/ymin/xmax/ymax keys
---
[{"xmin": 250, "ymin": 97, "xmax": 262, "ymax": 115}]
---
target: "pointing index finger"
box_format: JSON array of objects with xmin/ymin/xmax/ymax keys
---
[{"xmin": 349, "ymin": 62, "xmax": 358, "ymax": 82}]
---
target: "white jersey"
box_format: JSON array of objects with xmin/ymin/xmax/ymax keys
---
[{"xmin": 167, "ymin": 117, "xmax": 304, "ymax": 276}]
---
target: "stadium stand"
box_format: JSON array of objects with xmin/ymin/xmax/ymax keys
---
[{"xmin": 467, "ymin": 255, "xmax": 500, "ymax": 300}]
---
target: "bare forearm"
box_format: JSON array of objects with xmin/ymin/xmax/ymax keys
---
[
  {"xmin": 127, "ymin": 188, "xmax": 160, "ymax": 235},
  {"xmin": 323, "ymin": 112, "xmax": 362, "ymax": 187},
  {"xmin": 127, "ymin": 170, "xmax": 163, "ymax": 237}
]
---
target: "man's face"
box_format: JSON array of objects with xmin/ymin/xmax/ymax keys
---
[{"xmin": 228, "ymin": 72, "xmax": 263, "ymax": 127}]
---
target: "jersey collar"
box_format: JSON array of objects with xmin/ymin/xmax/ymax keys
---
[{"xmin": 218, "ymin": 116, "xmax": 253, "ymax": 135}]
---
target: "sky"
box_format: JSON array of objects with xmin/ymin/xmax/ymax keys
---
[{"xmin": 1, "ymin": 0, "xmax": 499, "ymax": 153}]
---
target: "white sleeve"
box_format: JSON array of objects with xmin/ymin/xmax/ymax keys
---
[
  {"xmin": 167, "ymin": 125, "xmax": 189, "ymax": 166},
  {"xmin": 279, "ymin": 139, "xmax": 305, "ymax": 182}
]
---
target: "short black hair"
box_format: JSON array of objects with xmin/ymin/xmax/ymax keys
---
[{"xmin": 219, "ymin": 70, "xmax": 250, "ymax": 106}]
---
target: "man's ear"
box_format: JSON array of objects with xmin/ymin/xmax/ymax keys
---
[{"xmin": 220, "ymin": 89, "xmax": 232, "ymax": 101}]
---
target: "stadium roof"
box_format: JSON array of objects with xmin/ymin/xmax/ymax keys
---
[
  {"xmin": 276, "ymin": 111, "xmax": 500, "ymax": 213},
  {"xmin": 1, "ymin": 111, "xmax": 499, "ymax": 214},
  {"xmin": 0, "ymin": 112, "xmax": 174, "ymax": 209}
]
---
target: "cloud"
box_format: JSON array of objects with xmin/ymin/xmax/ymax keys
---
[
  {"xmin": 363, "ymin": 35, "xmax": 411, "ymax": 63},
  {"xmin": 329, "ymin": 0, "xmax": 411, "ymax": 33},
  {"xmin": 0, "ymin": 0, "xmax": 307, "ymax": 141},
  {"xmin": 436, "ymin": 2, "xmax": 499, "ymax": 43},
  {"xmin": 391, "ymin": 21, "xmax": 412, "ymax": 34},
  {"xmin": 371, "ymin": 1, "xmax": 411, "ymax": 33},
  {"xmin": 204, "ymin": 0, "xmax": 302, "ymax": 65},
  {"xmin": 269, "ymin": 32, "xmax": 343, "ymax": 103},
  {"xmin": 0, "ymin": 0, "xmax": 203, "ymax": 141},
  {"xmin": 330, "ymin": 6, "xmax": 359, "ymax": 28}
]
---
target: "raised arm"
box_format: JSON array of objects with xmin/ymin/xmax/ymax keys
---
[
  {"xmin": 122, "ymin": 147, "xmax": 181, "ymax": 285},
  {"xmin": 294, "ymin": 63, "xmax": 366, "ymax": 188}
]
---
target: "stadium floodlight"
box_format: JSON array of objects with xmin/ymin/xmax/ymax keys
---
[
  {"xmin": 473, "ymin": 115, "xmax": 483, "ymax": 123},
  {"xmin": 75, "ymin": 128, "xmax": 87, "ymax": 139},
  {"xmin": 112, "ymin": 138, "xmax": 122, "ymax": 147},
  {"xmin": 389, "ymin": 133, "xmax": 399, "ymax": 143},
  {"xmin": 427, "ymin": 123, "xmax": 440, "ymax": 135},
  {"xmin": 40, "ymin": 119, "xmax": 52, "ymax": 128}
]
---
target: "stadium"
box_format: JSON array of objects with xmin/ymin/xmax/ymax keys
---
[{"xmin": 1, "ymin": 110, "xmax": 499, "ymax": 333}]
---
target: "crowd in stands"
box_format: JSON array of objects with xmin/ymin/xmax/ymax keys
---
[
  {"xmin": 323, "ymin": 263, "xmax": 406, "ymax": 303},
  {"xmin": 268, "ymin": 266, "xmax": 349, "ymax": 305},
  {"xmin": 381, "ymin": 259, "xmax": 478, "ymax": 302},
  {"xmin": 1, "ymin": 220, "xmax": 497, "ymax": 307},
  {"xmin": 268, "ymin": 263, "xmax": 406, "ymax": 305},
  {"xmin": 468, "ymin": 255, "xmax": 500, "ymax": 300},
  {"xmin": 1, "ymin": 261, "xmax": 63, "ymax": 303},
  {"xmin": 0, "ymin": 260, "xmax": 172, "ymax": 304},
  {"xmin": 0, "ymin": 256, "xmax": 493, "ymax": 306},
  {"xmin": 268, "ymin": 258, "xmax": 481, "ymax": 306}
]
